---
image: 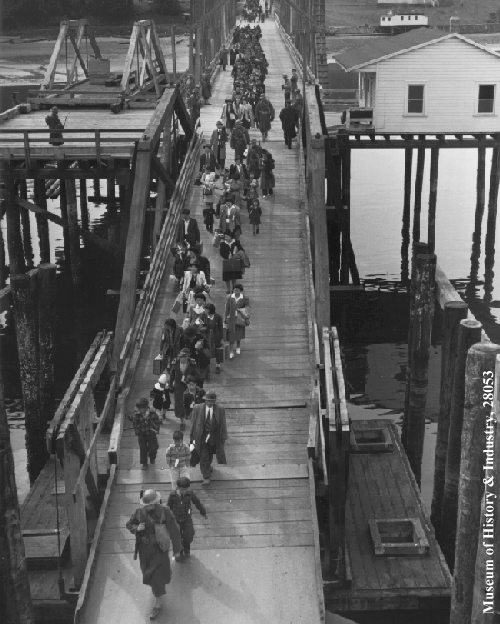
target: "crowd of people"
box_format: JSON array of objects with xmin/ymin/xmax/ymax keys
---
[{"xmin": 125, "ymin": 8, "xmax": 300, "ymax": 620}]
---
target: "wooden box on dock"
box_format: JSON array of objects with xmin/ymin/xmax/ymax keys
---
[{"xmin": 89, "ymin": 59, "xmax": 111, "ymax": 85}]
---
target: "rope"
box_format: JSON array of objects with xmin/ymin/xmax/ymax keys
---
[{"xmin": 53, "ymin": 453, "xmax": 65, "ymax": 598}]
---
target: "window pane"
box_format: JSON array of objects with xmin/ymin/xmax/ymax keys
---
[
  {"xmin": 479, "ymin": 85, "xmax": 495, "ymax": 100},
  {"xmin": 408, "ymin": 99, "xmax": 424, "ymax": 113},
  {"xmin": 408, "ymin": 85, "xmax": 424, "ymax": 99},
  {"xmin": 478, "ymin": 99, "xmax": 494, "ymax": 113}
]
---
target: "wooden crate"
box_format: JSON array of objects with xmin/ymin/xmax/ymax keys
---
[
  {"xmin": 368, "ymin": 518, "xmax": 430, "ymax": 556},
  {"xmin": 89, "ymin": 59, "xmax": 111, "ymax": 85}
]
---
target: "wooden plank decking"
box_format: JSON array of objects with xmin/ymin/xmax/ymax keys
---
[
  {"xmin": 325, "ymin": 420, "xmax": 451, "ymax": 613},
  {"xmin": 79, "ymin": 17, "xmax": 323, "ymax": 624}
]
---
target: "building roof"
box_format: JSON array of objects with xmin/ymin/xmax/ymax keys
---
[{"xmin": 334, "ymin": 28, "xmax": 500, "ymax": 71}]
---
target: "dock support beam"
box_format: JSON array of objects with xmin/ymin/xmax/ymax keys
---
[
  {"xmin": 484, "ymin": 147, "xmax": 500, "ymax": 304},
  {"xmin": 451, "ymin": 343, "xmax": 500, "ymax": 624},
  {"xmin": 427, "ymin": 147, "xmax": 439, "ymax": 254},
  {"xmin": 412, "ymin": 139, "xmax": 425, "ymax": 243},
  {"xmin": 403, "ymin": 253, "xmax": 436, "ymax": 487},
  {"xmin": 113, "ymin": 148, "xmax": 152, "ymax": 360},
  {"xmin": 430, "ymin": 300, "xmax": 468, "ymax": 538},
  {"xmin": 0, "ymin": 362, "xmax": 35, "ymax": 624},
  {"xmin": 37, "ymin": 263, "xmax": 56, "ymax": 425},
  {"xmin": 34, "ymin": 178, "xmax": 51, "ymax": 264},
  {"xmin": 401, "ymin": 146, "xmax": 413, "ymax": 283},
  {"xmin": 440, "ymin": 319, "xmax": 482, "ymax": 569}
]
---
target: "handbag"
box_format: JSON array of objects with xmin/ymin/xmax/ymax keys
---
[
  {"xmin": 153, "ymin": 354, "xmax": 163, "ymax": 375},
  {"xmin": 213, "ymin": 232, "xmax": 222, "ymax": 248},
  {"xmin": 153, "ymin": 509, "xmax": 171, "ymax": 553},
  {"xmin": 190, "ymin": 446, "xmax": 200, "ymax": 467},
  {"xmin": 223, "ymin": 258, "xmax": 242, "ymax": 272},
  {"xmin": 171, "ymin": 293, "xmax": 184, "ymax": 314},
  {"xmin": 237, "ymin": 308, "xmax": 250, "ymax": 327},
  {"xmin": 216, "ymin": 444, "xmax": 227, "ymax": 465},
  {"xmin": 215, "ymin": 346, "xmax": 225, "ymax": 364},
  {"xmin": 167, "ymin": 274, "xmax": 180, "ymax": 294},
  {"xmin": 223, "ymin": 341, "xmax": 230, "ymax": 360},
  {"xmin": 203, "ymin": 187, "xmax": 213, "ymax": 196},
  {"xmin": 242, "ymin": 251, "xmax": 251, "ymax": 268}
]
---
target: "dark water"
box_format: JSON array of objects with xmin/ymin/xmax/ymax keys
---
[
  {"xmin": 0, "ymin": 84, "xmax": 37, "ymax": 112},
  {"xmin": 334, "ymin": 147, "xmax": 500, "ymax": 514}
]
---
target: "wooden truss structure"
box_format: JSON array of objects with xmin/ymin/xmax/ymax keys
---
[
  {"xmin": 42, "ymin": 20, "xmax": 102, "ymax": 90},
  {"xmin": 35, "ymin": 19, "xmax": 168, "ymax": 106}
]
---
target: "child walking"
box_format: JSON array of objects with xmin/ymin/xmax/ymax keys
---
[
  {"xmin": 249, "ymin": 199, "xmax": 262, "ymax": 235},
  {"xmin": 133, "ymin": 397, "xmax": 161, "ymax": 469},
  {"xmin": 183, "ymin": 376, "xmax": 206, "ymax": 419},
  {"xmin": 165, "ymin": 430, "xmax": 191, "ymax": 490},
  {"xmin": 167, "ymin": 477, "xmax": 207, "ymax": 558},
  {"xmin": 150, "ymin": 373, "xmax": 170, "ymax": 420}
]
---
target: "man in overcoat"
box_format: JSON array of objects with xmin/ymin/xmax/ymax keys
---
[
  {"xmin": 279, "ymin": 101, "xmax": 297, "ymax": 148},
  {"xmin": 199, "ymin": 143, "xmax": 218, "ymax": 173},
  {"xmin": 175, "ymin": 209, "xmax": 200, "ymax": 250},
  {"xmin": 190, "ymin": 390, "xmax": 228, "ymax": 485},
  {"xmin": 210, "ymin": 121, "xmax": 228, "ymax": 171}
]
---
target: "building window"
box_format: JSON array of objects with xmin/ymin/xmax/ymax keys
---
[
  {"xmin": 407, "ymin": 84, "xmax": 425, "ymax": 114},
  {"xmin": 478, "ymin": 84, "xmax": 495, "ymax": 114},
  {"xmin": 415, "ymin": 16, "xmax": 418, "ymax": 20}
]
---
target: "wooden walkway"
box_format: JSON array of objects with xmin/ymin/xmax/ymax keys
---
[{"xmin": 80, "ymin": 17, "xmax": 323, "ymax": 624}]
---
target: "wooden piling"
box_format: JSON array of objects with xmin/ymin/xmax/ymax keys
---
[
  {"xmin": 484, "ymin": 147, "xmax": 500, "ymax": 303},
  {"xmin": 10, "ymin": 271, "xmax": 47, "ymax": 483},
  {"xmin": 403, "ymin": 253, "xmax": 436, "ymax": 486},
  {"xmin": 34, "ymin": 179, "xmax": 50, "ymax": 264},
  {"xmin": 400, "ymin": 147, "xmax": 413, "ymax": 283},
  {"xmin": 427, "ymin": 147, "xmax": 439, "ymax": 254},
  {"xmin": 412, "ymin": 141, "xmax": 426, "ymax": 243},
  {"xmin": 153, "ymin": 121, "xmax": 171, "ymax": 255},
  {"xmin": 107, "ymin": 169, "xmax": 117, "ymax": 245},
  {"xmin": 4, "ymin": 171, "xmax": 26, "ymax": 275},
  {"xmin": 430, "ymin": 300, "xmax": 468, "ymax": 537},
  {"xmin": 469, "ymin": 148, "xmax": 486, "ymax": 289},
  {"xmin": 451, "ymin": 342, "xmax": 500, "ymax": 624},
  {"xmin": 80, "ymin": 167, "xmax": 89, "ymax": 231},
  {"xmin": 93, "ymin": 178, "xmax": 101, "ymax": 203},
  {"xmin": 340, "ymin": 143, "xmax": 350, "ymax": 285},
  {"xmin": 171, "ymin": 25, "xmax": 177, "ymax": 80},
  {"xmin": 18, "ymin": 180, "xmax": 34, "ymax": 269},
  {"xmin": 0, "ymin": 359, "xmax": 35, "ymax": 623},
  {"xmin": 440, "ymin": 319, "xmax": 483, "ymax": 568},
  {"xmin": 402, "ymin": 241, "xmax": 428, "ymax": 448},
  {"xmin": 37, "ymin": 263, "xmax": 56, "ymax": 424}
]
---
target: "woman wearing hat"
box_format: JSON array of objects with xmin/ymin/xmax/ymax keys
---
[
  {"xmin": 126, "ymin": 489, "xmax": 181, "ymax": 620},
  {"xmin": 221, "ymin": 98, "xmax": 237, "ymax": 134},
  {"xmin": 210, "ymin": 120, "xmax": 228, "ymax": 172},
  {"xmin": 181, "ymin": 262, "xmax": 209, "ymax": 311},
  {"xmin": 45, "ymin": 106, "xmax": 65, "ymax": 146},
  {"xmin": 179, "ymin": 325, "xmax": 211, "ymax": 386},
  {"xmin": 224, "ymin": 283, "xmax": 250, "ymax": 358},
  {"xmin": 160, "ymin": 318, "xmax": 181, "ymax": 373},
  {"xmin": 240, "ymin": 97, "xmax": 254, "ymax": 130},
  {"xmin": 200, "ymin": 67, "xmax": 212, "ymax": 105},
  {"xmin": 255, "ymin": 94, "xmax": 275, "ymax": 142},
  {"xmin": 204, "ymin": 303, "xmax": 224, "ymax": 374},
  {"xmin": 169, "ymin": 348, "xmax": 197, "ymax": 431}
]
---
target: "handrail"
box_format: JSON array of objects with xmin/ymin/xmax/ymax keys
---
[
  {"xmin": 108, "ymin": 129, "xmax": 202, "ymax": 463},
  {"xmin": 274, "ymin": 13, "xmax": 316, "ymax": 84}
]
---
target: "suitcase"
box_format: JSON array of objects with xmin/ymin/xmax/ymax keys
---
[
  {"xmin": 223, "ymin": 258, "xmax": 242, "ymax": 272},
  {"xmin": 212, "ymin": 232, "xmax": 221, "ymax": 248},
  {"xmin": 172, "ymin": 294, "xmax": 183, "ymax": 314},
  {"xmin": 215, "ymin": 346, "xmax": 224, "ymax": 364},
  {"xmin": 153, "ymin": 354, "xmax": 163, "ymax": 375},
  {"xmin": 223, "ymin": 342, "xmax": 230, "ymax": 360}
]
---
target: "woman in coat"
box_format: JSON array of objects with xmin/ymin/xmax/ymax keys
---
[
  {"xmin": 179, "ymin": 325, "xmax": 211, "ymax": 386},
  {"xmin": 249, "ymin": 198, "xmax": 262, "ymax": 235},
  {"xmin": 181, "ymin": 263, "xmax": 209, "ymax": 310},
  {"xmin": 255, "ymin": 94, "xmax": 274, "ymax": 142},
  {"xmin": 240, "ymin": 97, "xmax": 254, "ymax": 130},
  {"xmin": 200, "ymin": 69, "xmax": 212, "ymax": 104},
  {"xmin": 126, "ymin": 490, "xmax": 181, "ymax": 620},
  {"xmin": 219, "ymin": 199, "xmax": 241, "ymax": 241},
  {"xmin": 260, "ymin": 151, "xmax": 276, "ymax": 197},
  {"xmin": 221, "ymin": 98, "xmax": 236, "ymax": 133},
  {"xmin": 279, "ymin": 102, "xmax": 297, "ymax": 149},
  {"xmin": 220, "ymin": 232, "xmax": 244, "ymax": 293},
  {"xmin": 204, "ymin": 303, "xmax": 224, "ymax": 374},
  {"xmin": 224, "ymin": 283, "xmax": 250, "ymax": 359},
  {"xmin": 169, "ymin": 348, "xmax": 198, "ymax": 430},
  {"xmin": 160, "ymin": 318, "xmax": 182, "ymax": 373}
]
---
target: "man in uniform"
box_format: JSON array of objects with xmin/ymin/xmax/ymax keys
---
[{"xmin": 45, "ymin": 106, "xmax": 64, "ymax": 145}]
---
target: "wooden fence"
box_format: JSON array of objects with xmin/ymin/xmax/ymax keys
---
[{"xmin": 274, "ymin": 13, "xmax": 316, "ymax": 84}]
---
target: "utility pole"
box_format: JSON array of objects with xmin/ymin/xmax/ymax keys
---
[{"xmin": 0, "ymin": 363, "xmax": 35, "ymax": 624}]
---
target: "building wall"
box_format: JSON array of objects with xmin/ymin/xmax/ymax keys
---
[
  {"xmin": 380, "ymin": 14, "xmax": 429, "ymax": 26},
  {"xmin": 366, "ymin": 38, "xmax": 500, "ymax": 132}
]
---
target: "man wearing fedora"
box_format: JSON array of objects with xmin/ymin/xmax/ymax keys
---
[
  {"xmin": 210, "ymin": 120, "xmax": 228, "ymax": 172},
  {"xmin": 175, "ymin": 208, "xmax": 200, "ymax": 251},
  {"xmin": 199, "ymin": 143, "xmax": 218, "ymax": 173},
  {"xmin": 190, "ymin": 390, "xmax": 228, "ymax": 485},
  {"xmin": 45, "ymin": 106, "xmax": 64, "ymax": 145},
  {"xmin": 133, "ymin": 397, "xmax": 161, "ymax": 469},
  {"xmin": 126, "ymin": 489, "xmax": 181, "ymax": 620}
]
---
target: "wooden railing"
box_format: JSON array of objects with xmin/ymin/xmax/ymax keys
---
[
  {"xmin": 44, "ymin": 331, "xmax": 114, "ymax": 591},
  {"xmin": 108, "ymin": 129, "xmax": 202, "ymax": 464},
  {"xmin": 322, "ymin": 326, "xmax": 350, "ymax": 584},
  {"xmin": 321, "ymin": 89, "xmax": 359, "ymax": 111},
  {"xmin": 274, "ymin": 13, "xmax": 316, "ymax": 84}
]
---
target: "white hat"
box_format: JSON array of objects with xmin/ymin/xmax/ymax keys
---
[
  {"xmin": 140, "ymin": 489, "xmax": 161, "ymax": 506},
  {"xmin": 158, "ymin": 374, "xmax": 168, "ymax": 384}
]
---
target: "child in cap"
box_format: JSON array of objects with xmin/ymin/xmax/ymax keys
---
[
  {"xmin": 249, "ymin": 198, "xmax": 262, "ymax": 235},
  {"xmin": 167, "ymin": 477, "xmax": 207, "ymax": 558},
  {"xmin": 165, "ymin": 430, "xmax": 191, "ymax": 490},
  {"xmin": 246, "ymin": 179, "xmax": 259, "ymax": 212},
  {"xmin": 183, "ymin": 376, "xmax": 206, "ymax": 420},
  {"xmin": 133, "ymin": 397, "xmax": 161, "ymax": 469},
  {"xmin": 150, "ymin": 374, "xmax": 171, "ymax": 420}
]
